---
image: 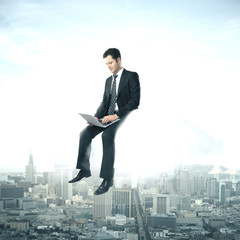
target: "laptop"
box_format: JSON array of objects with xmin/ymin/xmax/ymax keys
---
[{"xmin": 79, "ymin": 113, "xmax": 120, "ymax": 128}]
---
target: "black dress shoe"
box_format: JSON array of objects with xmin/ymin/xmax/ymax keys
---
[
  {"xmin": 94, "ymin": 179, "xmax": 113, "ymax": 195},
  {"xmin": 68, "ymin": 170, "xmax": 91, "ymax": 183}
]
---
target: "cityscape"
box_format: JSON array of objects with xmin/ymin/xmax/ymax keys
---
[
  {"xmin": 1, "ymin": 154, "xmax": 240, "ymax": 240},
  {"xmin": 1, "ymin": 0, "xmax": 240, "ymax": 239}
]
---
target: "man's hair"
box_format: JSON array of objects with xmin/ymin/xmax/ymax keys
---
[{"xmin": 103, "ymin": 48, "xmax": 121, "ymax": 61}]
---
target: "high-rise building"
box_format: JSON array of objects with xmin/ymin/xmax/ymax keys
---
[
  {"xmin": 181, "ymin": 195, "xmax": 191, "ymax": 211},
  {"xmin": 48, "ymin": 170, "xmax": 61, "ymax": 198},
  {"xmin": 207, "ymin": 178, "xmax": 217, "ymax": 197},
  {"xmin": 174, "ymin": 168, "xmax": 193, "ymax": 195},
  {"xmin": 169, "ymin": 195, "xmax": 181, "ymax": 212},
  {"xmin": 17, "ymin": 180, "xmax": 31, "ymax": 192},
  {"xmin": 47, "ymin": 167, "xmax": 72, "ymax": 200},
  {"xmin": 153, "ymin": 194, "xmax": 170, "ymax": 215},
  {"xmin": 112, "ymin": 188, "xmax": 134, "ymax": 217},
  {"xmin": 76, "ymin": 181, "xmax": 89, "ymax": 200},
  {"xmin": 236, "ymin": 181, "xmax": 240, "ymax": 196},
  {"xmin": 219, "ymin": 182, "xmax": 226, "ymax": 204},
  {"xmin": 193, "ymin": 175, "xmax": 206, "ymax": 195},
  {"xmin": 60, "ymin": 169, "xmax": 72, "ymax": 200},
  {"xmin": 0, "ymin": 184, "xmax": 24, "ymax": 210},
  {"xmin": 93, "ymin": 186, "xmax": 112, "ymax": 220},
  {"xmin": 142, "ymin": 193, "xmax": 154, "ymax": 209},
  {"xmin": 25, "ymin": 153, "xmax": 34, "ymax": 183}
]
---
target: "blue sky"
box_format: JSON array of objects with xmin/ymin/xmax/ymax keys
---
[{"xmin": 0, "ymin": 0, "xmax": 240, "ymax": 176}]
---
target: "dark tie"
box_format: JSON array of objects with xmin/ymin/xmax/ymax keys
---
[{"xmin": 108, "ymin": 74, "xmax": 118, "ymax": 115}]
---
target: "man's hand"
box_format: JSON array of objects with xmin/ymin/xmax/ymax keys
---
[
  {"xmin": 102, "ymin": 114, "xmax": 119, "ymax": 123},
  {"xmin": 88, "ymin": 117, "xmax": 98, "ymax": 126}
]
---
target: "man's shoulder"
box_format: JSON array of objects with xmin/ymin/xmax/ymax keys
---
[
  {"xmin": 123, "ymin": 69, "xmax": 137, "ymax": 74},
  {"xmin": 105, "ymin": 75, "xmax": 112, "ymax": 82},
  {"xmin": 123, "ymin": 69, "xmax": 139, "ymax": 77}
]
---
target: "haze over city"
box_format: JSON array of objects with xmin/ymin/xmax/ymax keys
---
[{"xmin": 0, "ymin": 0, "xmax": 240, "ymax": 176}]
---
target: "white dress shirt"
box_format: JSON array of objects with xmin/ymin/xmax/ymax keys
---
[{"xmin": 111, "ymin": 67, "xmax": 124, "ymax": 111}]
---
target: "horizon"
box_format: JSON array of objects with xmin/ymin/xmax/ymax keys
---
[{"xmin": 0, "ymin": 161, "xmax": 238, "ymax": 175}]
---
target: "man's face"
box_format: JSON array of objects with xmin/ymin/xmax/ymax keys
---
[{"xmin": 105, "ymin": 55, "xmax": 121, "ymax": 74}]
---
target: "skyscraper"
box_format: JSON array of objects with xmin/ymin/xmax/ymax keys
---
[
  {"xmin": 60, "ymin": 169, "xmax": 72, "ymax": 200},
  {"xmin": 93, "ymin": 186, "xmax": 112, "ymax": 220},
  {"xmin": 25, "ymin": 153, "xmax": 34, "ymax": 184},
  {"xmin": 112, "ymin": 188, "xmax": 134, "ymax": 217},
  {"xmin": 174, "ymin": 168, "xmax": 193, "ymax": 195},
  {"xmin": 236, "ymin": 181, "xmax": 240, "ymax": 196},
  {"xmin": 153, "ymin": 194, "xmax": 170, "ymax": 215},
  {"xmin": 219, "ymin": 182, "xmax": 226, "ymax": 204},
  {"xmin": 207, "ymin": 178, "xmax": 217, "ymax": 198}
]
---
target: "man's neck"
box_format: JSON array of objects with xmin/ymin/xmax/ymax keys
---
[{"xmin": 114, "ymin": 67, "xmax": 123, "ymax": 75}]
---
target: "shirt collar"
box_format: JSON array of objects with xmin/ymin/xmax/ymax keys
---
[{"xmin": 113, "ymin": 67, "xmax": 124, "ymax": 80}]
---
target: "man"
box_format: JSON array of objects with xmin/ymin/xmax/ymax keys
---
[{"xmin": 69, "ymin": 48, "xmax": 140, "ymax": 195}]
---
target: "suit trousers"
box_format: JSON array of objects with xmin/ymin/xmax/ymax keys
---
[{"xmin": 76, "ymin": 120, "xmax": 123, "ymax": 179}]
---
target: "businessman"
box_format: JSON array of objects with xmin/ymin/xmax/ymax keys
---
[{"xmin": 69, "ymin": 48, "xmax": 140, "ymax": 195}]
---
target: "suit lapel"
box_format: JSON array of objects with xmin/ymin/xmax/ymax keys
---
[
  {"xmin": 106, "ymin": 77, "xmax": 112, "ymax": 98},
  {"xmin": 118, "ymin": 69, "xmax": 126, "ymax": 97}
]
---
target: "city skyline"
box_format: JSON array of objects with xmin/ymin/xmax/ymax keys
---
[
  {"xmin": 1, "ymin": 0, "xmax": 240, "ymax": 176},
  {"xmin": 1, "ymin": 157, "xmax": 240, "ymax": 239}
]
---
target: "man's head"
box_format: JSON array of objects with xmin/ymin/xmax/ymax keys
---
[{"xmin": 103, "ymin": 48, "xmax": 122, "ymax": 74}]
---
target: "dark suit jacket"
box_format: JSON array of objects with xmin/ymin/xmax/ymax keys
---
[{"xmin": 94, "ymin": 69, "xmax": 140, "ymax": 119}]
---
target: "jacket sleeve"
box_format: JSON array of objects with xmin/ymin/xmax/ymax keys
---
[
  {"xmin": 94, "ymin": 79, "xmax": 109, "ymax": 119},
  {"xmin": 116, "ymin": 72, "xmax": 140, "ymax": 119}
]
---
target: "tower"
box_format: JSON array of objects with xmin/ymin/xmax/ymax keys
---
[
  {"xmin": 207, "ymin": 178, "xmax": 217, "ymax": 198},
  {"xmin": 25, "ymin": 153, "xmax": 34, "ymax": 183},
  {"xmin": 60, "ymin": 169, "xmax": 72, "ymax": 200},
  {"xmin": 219, "ymin": 182, "xmax": 226, "ymax": 204},
  {"xmin": 112, "ymin": 188, "xmax": 134, "ymax": 217},
  {"xmin": 236, "ymin": 181, "xmax": 240, "ymax": 196},
  {"xmin": 93, "ymin": 186, "xmax": 112, "ymax": 220}
]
